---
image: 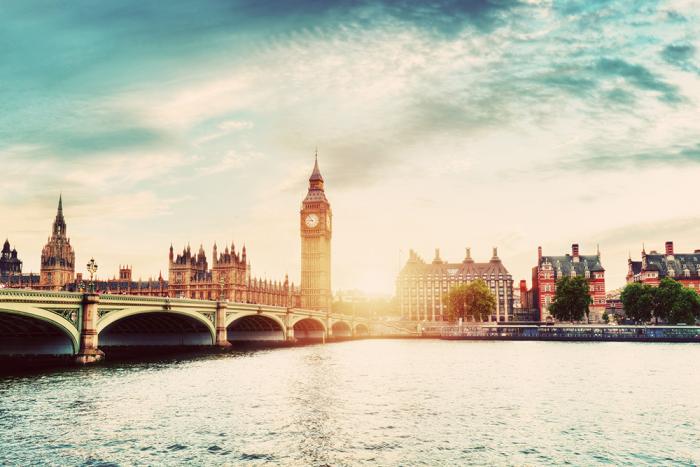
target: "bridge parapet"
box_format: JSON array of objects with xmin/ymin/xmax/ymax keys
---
[{"xmin": 0, "ymin": 290, "xmax": 372, "ymax": 363}]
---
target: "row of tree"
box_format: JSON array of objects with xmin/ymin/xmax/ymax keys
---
[
  {"xmin": 443, "ymin": 275, "xmax": 700, "ymax": 325},
  {"xmin": 620, "ymin": 278, "xmax": 700, "ymax": 325}
]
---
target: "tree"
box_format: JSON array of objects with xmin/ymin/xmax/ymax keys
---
[
  {"xmin": 445, "ymin": 284, "xmax": 469, "ymax": 322},
  {"xmin": 620, "ymin": 282, "xmax": 654, "ymax": 323},
  {"xmin": 548, "ymin": 276, "xmax": 592, "ymax": 323},
  {"xmin": 602, "ymin": 311, "xmax": 610, "ymax": 324},
  {"xmin": 667, "ymin": 285, "xmax": 700, "ymax": 325},
  {"xmin": 621, "ymin": 278, "xmax": 700, "ymax": 324},
  {"xmin": 466, "ymin": 279, "xmax": 497, "ymax": 322},
  {"xmin": 654, "ymin": 278, "xmax": 683, "ymax": 324},
  {"xmin": 445, "ymin": 280, "xmax": 496, "ymax": 322}
]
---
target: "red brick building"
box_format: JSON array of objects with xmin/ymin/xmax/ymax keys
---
[
  {"xmin": 526, "ymin": 244, "xmax": 606, "ymax": 322},
  {"xmin": 627, "ymin": 241, "xmax": 700, "ymax": 292}
]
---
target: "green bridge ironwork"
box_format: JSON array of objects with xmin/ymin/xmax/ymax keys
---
[{"xmin": 0, "ymin": 289, "xmax": 370, "ymax": 363}]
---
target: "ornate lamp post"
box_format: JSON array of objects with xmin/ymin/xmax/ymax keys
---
[{"xmin": 86, "ymin": 258, "xmax": 98, "ymax": 293}]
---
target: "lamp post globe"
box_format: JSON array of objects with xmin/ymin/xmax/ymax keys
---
[{"xmin": 86, "ymin": 258, "xmax": 98, "ymax": 293}]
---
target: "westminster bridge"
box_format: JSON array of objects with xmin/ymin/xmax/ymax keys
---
[{"xmin": 0, "ymin": 289, "xmax": 371, "ymax": 363}]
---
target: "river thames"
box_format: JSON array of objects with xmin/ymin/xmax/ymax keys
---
[{"xmin": 1, "ymin": 340, "xmax": 698, "ymax": 466}]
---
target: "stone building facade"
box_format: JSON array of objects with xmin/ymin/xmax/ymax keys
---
[
  {"xmin": 39, "ymin": 196, "xmax": 75, "ymax": 290},
  {"xmin": 396, "ymin": 247, "xmax": 514, "ymax": 322},
  {"xmin": 0, "ymin": 239, "xmax": 41, "ymax": 288},
  {"xmin": 0, "ymin": 239, "xmax": 22, "ymax": 279},
  {"xmin": 7, "ymin": 156, "xmax": 329, "ymax": 309},
  {"xmin": 166, "ymin": 242, "xmax": 299, "ymax": 306},
  {"xmin": 300, "ymin": 154, "xmax": 332, "ymax": 313}
]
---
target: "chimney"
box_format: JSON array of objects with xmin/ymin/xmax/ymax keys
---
[
  {"xmin": 519, "ymin": 279, "xmax": 527, "ymax": 292},
  {"xmin": 572, "ymin": 243, "xmax": 579, "ymax": 257},
  {"xmin": 665, "ymin": 241, "xmax": 674, "ymax": 256},
  {"xmin": 537, "ymin": 246, "xmax": 542, "ymax": 262},
  {"xmin": 491, "ymin": 247, "xmax": 499, "ymax": 260},
  {"xmin": 432, "ymin": 248, "xmax": 442, "ymax": 264}
]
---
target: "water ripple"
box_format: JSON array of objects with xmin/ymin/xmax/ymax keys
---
[{"xmin": 0, "ymin": 341, "xmax": 699, "ymax": 465}]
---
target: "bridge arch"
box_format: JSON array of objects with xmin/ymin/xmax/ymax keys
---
[
  {"xmin": 293, "ymin": 317, "xmax": 327, "ymax": 341},
  {"xmin": 0, "ymin": 308, "xmax": 79, "ymax": 355},
  {"xmin": 355, "ymin": 323, "xmax": 370, "ymax": 336},
  {"xmin": 226, "ymin": 312, "xmax": 286, "ymax": 342},
  {"xmin": 331, "ymin": 320, "xmax": 352, "ymax": 337},
  {"xmin": 97, "ymin": 308, "xmax": 215, "ymax": 347}
]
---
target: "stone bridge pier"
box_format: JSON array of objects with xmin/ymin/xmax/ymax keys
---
[
  {"xmin": 215, "ymin": 301, "xmax": 231, "ymax": 348},
  {"xmin": 75, "ymin": 293, "xmax": 104, "ymax": 364}
]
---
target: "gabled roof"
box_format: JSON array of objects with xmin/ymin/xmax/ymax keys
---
[
  {"xmin": 540, "ymin": 254, "xmax": 605, "ymax": 277},
  {"xmin": 642, "ymin": 253, "xmax": 700, "ymax": 279},
  {"xmin": 629, "ymin": 260, "xmax": 642, "ymax": 275},
  {"xmin": 400, "ymin": 250, "xmax": 511, "ymax": 277}
]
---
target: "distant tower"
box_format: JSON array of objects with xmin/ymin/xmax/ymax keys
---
[
  {"xmin": 300, "ymin": 151, "xmax": 332, "ymax": 312},
  {"xmin": 40, "ymin": 195, "xmax": 75, "ymax": 290}
]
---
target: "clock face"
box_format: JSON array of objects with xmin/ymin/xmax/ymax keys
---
[{"xmin": 305, "ymin": 213, "xmax": 319, "ymax": 228}]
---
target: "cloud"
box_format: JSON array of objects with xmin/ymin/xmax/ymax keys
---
[
  {"xmin": 661, "ymin": 43, "xmax": 698, "ymax": 74},
  {"xmin": 551, "ymin": 143, "xmax": 700, "ymax": 173},
  {"xmin": 3, "ymin": 0, "xmax": 700, "ymax": 292},
  {"xmin": 196, "ymin": 149, "xmax": 261, "ymax": 175},
  {"xmin": 218, "ymin": 120, "xmax": 254, "ymax": 131},
  {"xmin": 595, "ymin": 58, "xmax": 682, "ymax": 103}
]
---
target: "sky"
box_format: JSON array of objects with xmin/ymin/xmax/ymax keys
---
[{"xmin": 1, "ymin": 0, "xmax": 700, "ymax": 295}]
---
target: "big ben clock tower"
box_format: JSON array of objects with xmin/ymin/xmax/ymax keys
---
[{"xmin": 300, "ymin": 152, "xmax": 332, "ymax": 312}]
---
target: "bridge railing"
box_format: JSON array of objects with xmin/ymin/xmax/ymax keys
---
[{"xmin": 437, "ymin": 324, "xmax": 700, "ymax": 341}]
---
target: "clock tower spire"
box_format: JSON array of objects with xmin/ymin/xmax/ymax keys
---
[{"xmin": 300, "ymin": 151, "xmax": 332, "ymax": 312}]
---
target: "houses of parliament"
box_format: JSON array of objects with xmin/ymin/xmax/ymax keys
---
[{"xmin": 0, "ymin": 157, "xmax": 333, "ymax": 313}]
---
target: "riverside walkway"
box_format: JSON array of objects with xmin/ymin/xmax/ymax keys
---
[{"xmin": 424, "ymin": 324, "xmax": 700, "ymax": 343}]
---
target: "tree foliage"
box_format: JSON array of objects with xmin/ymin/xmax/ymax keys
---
[
  {"xmin": 445, "ymin": 279, "xmax": 496, "ymax": 322},
  {"xmin": 620, "ymin": 282, "xmax": 654, "ymax": 323},
  {"xmin": 620, "ymin": 278, "xmax": 700, "ymax": 324},
  {"xmin": 548, "ymin": 276, "xmax": 592, "ymax": 323}
]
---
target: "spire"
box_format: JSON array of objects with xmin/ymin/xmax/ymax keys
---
[
  {"xmin": 309, "ymin": 150, "xmax": 323, "ymax": 182},
  {"xmin": 52, "ymin": 194, "xmax": 67, "ymax": 237}
]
